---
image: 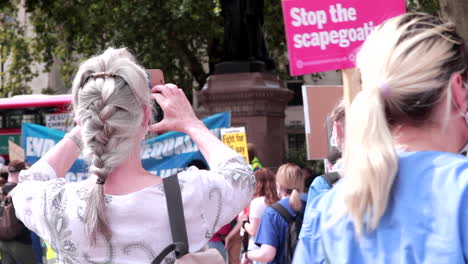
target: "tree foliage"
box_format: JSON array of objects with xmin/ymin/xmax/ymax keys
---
[
  {"xmin": 18, "ymin": 0, "xmax": 467, "ymax": 95},
  {"xmin": 25, "ymin": 0, "xmax": 291, "ymax": 92},
  {"xmin": 287, "ymin": 144, "xmax": 324, "ymax": 176},
  {"xmin": 0, "ymin": 0, "xmax": 39, "ymax": 97},
  {"xmin": 439, "ymin": 0, "xmax": 468, "ymax": 43},
  {"xmin": 25, "ymin": 0, "xmax": 219, "ymax": 91},
  {"xmin": 407, "ymin": 0, "xmax": 440, "ymax": 15}
]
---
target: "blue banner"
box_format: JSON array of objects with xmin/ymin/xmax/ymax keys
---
[{"xmin": 22, "ymin": 112, "xmax": 230, "ymax": 182}]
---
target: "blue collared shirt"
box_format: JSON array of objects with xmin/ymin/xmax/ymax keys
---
[
  {"xmin": 308, "ymin": 176, "xmax": 331, "ymax": 201},
  {"xmin": 294, "ymin": 151, "xmax": 468, "ymax": 264}
]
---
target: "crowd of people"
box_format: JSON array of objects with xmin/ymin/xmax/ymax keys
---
[{"xmin": 0, "ymin": 12, "xmax": 467, "ymax": 264}]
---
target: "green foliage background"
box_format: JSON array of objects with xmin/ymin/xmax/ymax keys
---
[
  {"xmin": 0, "ymin": 0, "xmax": 39, "ymax": 97},
  {"xmin": 23, "ymin": 1, "xmax": 291, "ymax": 93}
]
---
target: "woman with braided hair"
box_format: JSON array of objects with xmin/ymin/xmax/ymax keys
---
[{"xmin": 10, "ymin": 48, "xmax": 255, "ymax": 263}]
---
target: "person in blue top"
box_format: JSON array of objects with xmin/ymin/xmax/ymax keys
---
[
  {"xmin": 243, "ymin": 163, "xmax": 306, "ymax": 264},
  {"xmin": 308, "ymin": 147, "xmax": 342, "ymax": 199},
  {"xmin": 328, "ymin": 99, "xmax": 345, "ymax": 153},
  {"xmin": 294, "ymin": 12, "xmax": 468, "ymax": 264},
  {"xmin": 308, "ymin": 100, "xmax": 346, "ymax": 199}
]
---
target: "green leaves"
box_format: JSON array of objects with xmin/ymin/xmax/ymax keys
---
[
  {"xmin": 24, "ymin": 0, "xmax": 293, "ymax": 92},
  {"xmin": 407, "ymin": 0, "xmax": 440, "ymax": 15},
  {"xmin": 0, "ymin": 1, "xmax": 38, "ymax": 97},
  {"xmin": 25, "ymin": 0, "xmax": 221, "ymax": 91}
]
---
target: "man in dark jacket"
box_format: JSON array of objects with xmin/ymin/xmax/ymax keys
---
[{"xmin": 0, "ymin": 160, "xmax": 36, "ymax": 264}]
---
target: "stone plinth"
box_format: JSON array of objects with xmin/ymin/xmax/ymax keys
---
[{"xmin": 197, "ymin": 72, "xmax": 293, "ymax": 168}]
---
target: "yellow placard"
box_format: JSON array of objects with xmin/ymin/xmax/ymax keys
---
[
  {"xmin": 221, "ymin": 127, "xmax": 249, "ymax": 163},
  {"xmin": 45, "ymin": 241, "xmax": 57, "ymax": 261}
]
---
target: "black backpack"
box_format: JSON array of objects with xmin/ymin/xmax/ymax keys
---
[
  {"xmin": 271, "ymin": 202, "xmax": 305, "ymax": 264},
  {"xmin": 322, "ymin": 171, "xmax": 341, "ymax": 187},
  {"xmin": 0, "ymin": 183, "xmax": 26, "ymax": 241}
]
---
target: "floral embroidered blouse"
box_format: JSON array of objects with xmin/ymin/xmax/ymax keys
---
[{"xmin": 11, "ymin": 146, "xmax": 255, "ymax": 264}]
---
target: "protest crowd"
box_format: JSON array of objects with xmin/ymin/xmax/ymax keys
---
[{"xmin": 0, "ymin": 11, "xmax": 467, "ymax": 264}]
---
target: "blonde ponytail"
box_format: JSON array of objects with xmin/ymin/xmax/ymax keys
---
[
  {"xmin": 289, "ymin": 189, "xmax": 303, "ymax": 212},
  {"xmin": 341, "ymin": 90, "xmax": 397, "ymax": 236},
  {"xmin": 276, "ymin": 163, "xmax": 305, "ymax": 211}
]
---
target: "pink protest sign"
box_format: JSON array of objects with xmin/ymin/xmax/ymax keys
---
[{"xmin": 282, "ymin": 0, "xmax": 406, "ymax": 76}]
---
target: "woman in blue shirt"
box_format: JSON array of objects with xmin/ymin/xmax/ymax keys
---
[
  {"xmin": 294, "ymin": 13, "xmax": 468, "ymax": 264},
  {"xmin": 243, "ymin": 163, "xmax": 306, "ymax": 264}
]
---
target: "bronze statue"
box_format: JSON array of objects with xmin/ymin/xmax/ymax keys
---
[{"xmin": 220, "ymin": 0, "xmax": 275, "ymax": 71}]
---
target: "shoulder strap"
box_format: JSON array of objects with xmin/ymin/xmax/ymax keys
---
[
  {"xmin": 2, "ymin": 183, "xmax": 17, "ymax": 195},
  {"xmin": 322, "ymin": 172, "xmax": 341, "ymax": 187},
  {"xmin": 271, "ymin": 203, "xmax": 294, "ymax": 224},
  {"xmin": 153, "ymin": 175, "xmax": 189, "ymax": 264},
  {"xmin": 152, "ymin": 244, "xmax": 177, "ymax": 264},
  {"xmin": 0, "ymin": 184, "xmax": 14, "ymax": 216}
]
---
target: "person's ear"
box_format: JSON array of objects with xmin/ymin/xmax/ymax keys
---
[{"xmin": 451, "ymin": 73, "xmax": 467, "ymax": 112}]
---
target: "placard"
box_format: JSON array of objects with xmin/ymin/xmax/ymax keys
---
[
  {"xmin": 282, "ymin": 0, "xmax": 405, "ymax": 75},
  {"xmin": 23, "ymin": 112, "xmax": 231, "ymax": 182},
  {"xmin": 221, "ymin": 127, "xmax": 249, "ymax": 163},
  {"xmin": 8, "ymin": 140, "xmax": 25, "ymax": 161},
  {"xmin": 302, "ymin": 85, "xmax": 343, "ymax": 159}
]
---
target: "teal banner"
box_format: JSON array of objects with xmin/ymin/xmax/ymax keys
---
[{"xmin": 22, "ymin": 112, "xmax": 230, "ymax": 182}]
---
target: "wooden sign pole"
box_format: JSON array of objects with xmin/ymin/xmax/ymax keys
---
[{"xmin": 342, "ymin": 68, "xmax": 361, "ymax": 115}]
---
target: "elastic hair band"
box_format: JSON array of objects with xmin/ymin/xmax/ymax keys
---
[
  {"xmin": 91, "ymin": 72, "xmax": 120, "ymax": 79},
  {"xmin": 379, "ymin": 82, "xmax": 391, "ymax": 97},
  {"xmin": 96, "ymin": 178, "xmax": 105, "ymax": 185},
  {"xmin": 80, "ymin": 71, "xmax": 121, "ymax": 88}
]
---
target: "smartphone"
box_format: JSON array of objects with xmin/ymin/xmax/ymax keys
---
[
  {"xmin": 146, "ymin": 69, "xmax": 165, "ymax": 122},
  {"xmin": 146, "ymin": 69, "xmax": 165, "ymax": 88}
]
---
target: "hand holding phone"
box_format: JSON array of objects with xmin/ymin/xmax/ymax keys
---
[{"xmin": 149, "ymin": 84, "xmax": 200, "ymax": 134}]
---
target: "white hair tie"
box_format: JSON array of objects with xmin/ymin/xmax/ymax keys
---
[{"xmin": 379, "ymin": 82, "xmax": 391, "ymax": 97}]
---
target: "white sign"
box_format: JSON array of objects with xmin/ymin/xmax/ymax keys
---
[{"xmin": 45, "ymin": 113, "xmax": 73, "ymax": 132}]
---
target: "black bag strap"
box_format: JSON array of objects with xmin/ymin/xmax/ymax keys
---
[
  {"xmin": 322, "ymin": 172, "xmax": 341, "ymax": 187},
  {"xmin": 271, "ymin": 203, "xmax": 294, "ymax": 224},
  {"xmin": 0, "ymin": 196, "xmax": 12, "ymax": 217},
  {"xmin": 272, "ymin": 202, "xmax": 299, "ymax": 264},
  {"xmin": 0, "ymin": 184, "xmax": 15, "ymax": 217},
  {"xmin": 152, "ymin": 243, "xmax": 186, "ymax": 264},
  {"xmin": 152, "ymin": 175, "xmax": 189, "ymax": 264},
  {"xmin": 1, "ymin": 183, "xmax": 16, "ymax": 196}
]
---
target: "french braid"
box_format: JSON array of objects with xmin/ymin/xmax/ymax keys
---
[{"xmin": 71, "ymin": 48, "xmax": 152, "ymax": 244}]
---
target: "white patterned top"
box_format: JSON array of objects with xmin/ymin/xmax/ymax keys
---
[{"xmin": 11, "ymin": 146, "xmax": 255, "ymax": 264}]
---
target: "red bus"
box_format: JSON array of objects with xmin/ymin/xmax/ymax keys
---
[{"xmin": 0, "ymin": 94, "xmax": 72, "ymax": 161}]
